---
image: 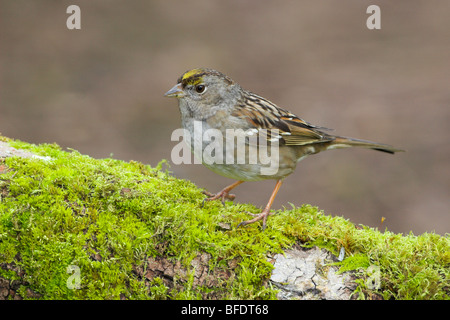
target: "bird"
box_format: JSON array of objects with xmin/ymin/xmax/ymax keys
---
[{"xmin": 165, "ymin": 68, "xmax": 403, "ymax": 230}]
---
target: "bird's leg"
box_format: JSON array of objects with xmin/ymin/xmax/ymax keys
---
[
  {"xmin": 237, "ymin": 180, "xmax": 283, "ymax": 230},
  {"xmin": 202, "ymin": 180, "xmax": 244, "ymax": 206}
]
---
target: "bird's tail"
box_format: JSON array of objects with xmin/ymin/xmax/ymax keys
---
[{"xmin": 330, "ymin": 136, "xmax": 404, "ymax": 154}]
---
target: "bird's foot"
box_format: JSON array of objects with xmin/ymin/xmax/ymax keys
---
[
  {"xmin": 237, "ymin": 208, "xmax": 275, "ymax": 231},
  {"xmin": 202, "ymin": 190, "xmax": 236, "ymax": 207}
]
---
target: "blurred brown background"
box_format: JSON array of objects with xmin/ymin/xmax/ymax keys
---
[{"xmin": 1, "ymin": 1, "xmax": 449, "ymax": 235}]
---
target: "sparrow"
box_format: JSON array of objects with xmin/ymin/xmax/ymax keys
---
[{"xmin": 165, "ymin": 68, "xmax": 403, "ymax": 230}]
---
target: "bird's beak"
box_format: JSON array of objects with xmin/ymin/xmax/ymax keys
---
[{"xmin": 164, "ymin": 83, "xmax": 184, "ymax": 98}]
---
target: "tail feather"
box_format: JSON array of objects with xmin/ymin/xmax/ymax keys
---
[{"xmin": 331, "ymin": 136, "xmax": 404, "ymax": 154}]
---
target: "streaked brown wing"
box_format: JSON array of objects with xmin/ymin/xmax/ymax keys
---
[{"xmin": 232, "ymin": 92, "xmax": 334, "ymax": 146}]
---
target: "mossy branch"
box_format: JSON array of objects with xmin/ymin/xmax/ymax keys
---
[{"xmin": 0, "ymin": 136, "xmax": 448, "ymax": 300}]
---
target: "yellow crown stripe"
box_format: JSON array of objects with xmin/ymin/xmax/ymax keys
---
[{"xmin": 182, "ymin": 68, "xmax": 205, "ymax": 81}]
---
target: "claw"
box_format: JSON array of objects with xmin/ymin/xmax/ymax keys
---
[
  {"xmin": 237, "ymin": 221, "xmax": 248, "ymax": 228},
  {"xmin": 202, "ymin": 190, "xmax": 214, "ymax": 198},
  {"xmin": 203, "ymin": 190, "xmax": 236, "ymax": 206},
  {"xmin": 237, "ymin": 209, "xmax": 271, "ymax": 230},
  {"xmin": 200, "ymin": 181, "xmax": 243, "ymax": 207}
]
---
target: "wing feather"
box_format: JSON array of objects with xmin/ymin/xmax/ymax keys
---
[{"xmin": 231, "ymin": 92, "xmax": 334, "ymax": 146}]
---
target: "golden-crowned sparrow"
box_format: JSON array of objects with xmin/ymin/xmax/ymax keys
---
[{"xmin": 165, "ymin": 68, "xmax": 403, "ymax": 230}]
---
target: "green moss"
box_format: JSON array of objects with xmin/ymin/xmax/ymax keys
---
[
  {"xmin": 335, "ymin": 253, "xmax": 371, "ymax": 274},
  {"xmin": 0, "ymin": 136, "xmax": 448, "ymax": 300}
]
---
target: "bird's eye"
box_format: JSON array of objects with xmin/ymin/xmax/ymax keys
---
[{"xmin": 195, "ymin": 84, "xmax": 206, "ymax": 94}]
